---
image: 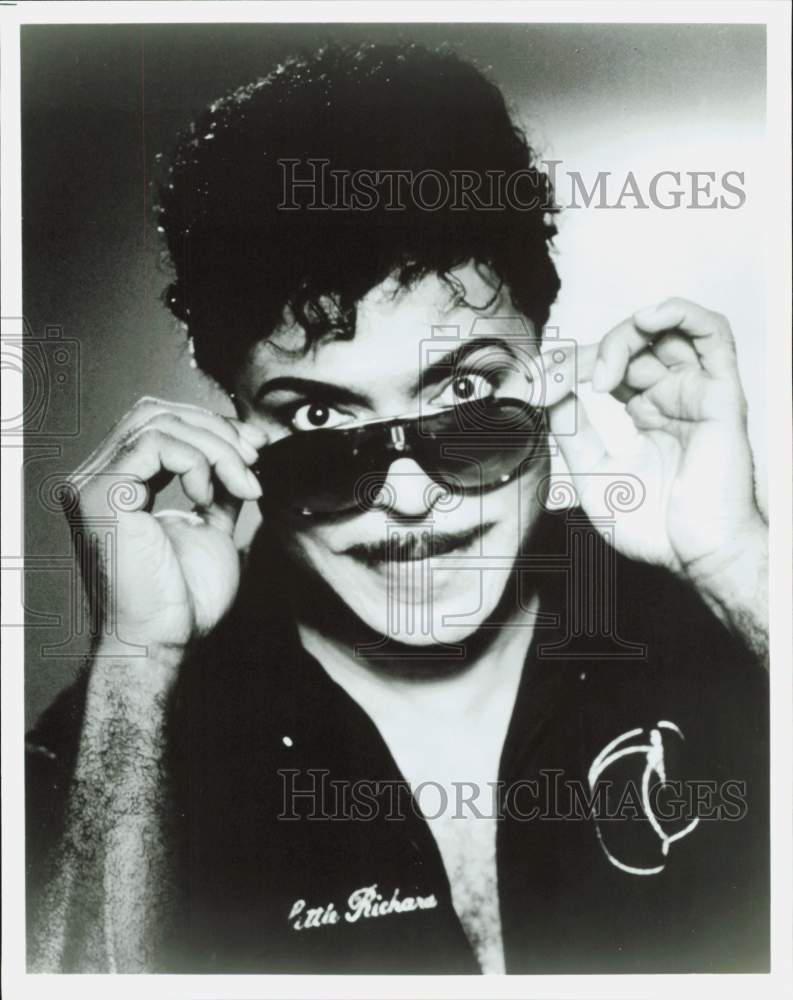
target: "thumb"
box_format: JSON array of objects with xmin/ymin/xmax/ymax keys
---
[
  {"xmin": 199, "ymin": 480, "xmax": 243, "ymax": 536},
  {"xmin": 548, "ymin": 391, "xmax": 608, "ymax": 482}
]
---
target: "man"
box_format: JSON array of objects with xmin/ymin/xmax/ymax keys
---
[{"xmin": 26, "ymin": 42, "xmax": 768, "ymax": 974}]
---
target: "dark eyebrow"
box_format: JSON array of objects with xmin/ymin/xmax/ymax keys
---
[
  {"xmin": 415, "ymin": 336, "xmax": 524, "ymax": 396},
  {"xmin": 253, "ymin": 376, "xmax": 373, "ymax": 409},
  {"xmin": 254, "ymin": 337, "xmax": 525, "ymax": 407}
]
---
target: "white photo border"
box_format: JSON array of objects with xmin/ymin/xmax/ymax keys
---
[{"xmin": 2, "ymin": 3, "xmax": 790, "ymax": 999}]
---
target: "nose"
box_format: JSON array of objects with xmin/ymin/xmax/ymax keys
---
[{"xmin": 376, "ymin": 457, "xmax": 445, "ymax": 519}]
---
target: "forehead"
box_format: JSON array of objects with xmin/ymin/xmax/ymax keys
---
[{"xmin": 236, "ymin": 263, "xmax": 536, "ymax": 396}]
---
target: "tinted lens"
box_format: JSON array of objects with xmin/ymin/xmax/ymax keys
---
[
  {"xmin": 253, "ymin": 423, "xmax": 388, "ymax": 516},
  {"xmin": 413, "ymin": 398, "xmax": 546, "ymax": 492},
  {"xmin": 418, "ymin": 396, "xmax": 544, "ymax": 437},
  {"xmin": 254, "ymin": 398, "xmax": 546, "ymax": 516}
]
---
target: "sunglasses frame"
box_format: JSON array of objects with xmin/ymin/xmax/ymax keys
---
[{"xmin": 251, "ymin": 395, "xmax": 549, "ymax": 518}]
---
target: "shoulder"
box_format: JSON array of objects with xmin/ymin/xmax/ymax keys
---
[
  {"xmin": 532, "ymin": 508, "xmax": 767, "ymax": 749},
  {"xmin": 535, "ymin": 506, "xmax": 762, "ymax": 656}
]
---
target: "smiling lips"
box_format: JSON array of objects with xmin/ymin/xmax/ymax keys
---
[{"xmin": 343, "ymin": 522, "xmax": 495, "ymax": 568}]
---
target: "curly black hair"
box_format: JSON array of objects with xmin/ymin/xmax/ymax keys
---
[{"xmin": 157, "ymin": 41, "xmax": 561, "ymax": 389}]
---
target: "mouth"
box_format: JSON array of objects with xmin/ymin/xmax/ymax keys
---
[{"xmin": 343, "ymin": 521, "xmax": 495, "ymax": 568}]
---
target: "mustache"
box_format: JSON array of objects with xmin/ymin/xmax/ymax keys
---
[{"xmin": 342, "ymin": 522, "xmax": 495, "ymax": 567}]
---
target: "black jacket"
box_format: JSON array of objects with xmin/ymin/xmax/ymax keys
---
[{"xmin": 26, "ymin": 510, "xmax": 769, "ymax": 973}]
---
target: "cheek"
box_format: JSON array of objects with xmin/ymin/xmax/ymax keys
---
[
  {"xmin": 278, "ymin": 522, "xmax": 334, "ymax": 567},
  {"xmin": 280, "ymin": 520, "xmax": 361, "ymax": 586},
  {"xmin": 480, "ymin": 460, "xmax": 549, "ymax": 542},
  {"xmin": 282, "ymin": 460, "xmax": 550, "ymax": 560},
  {"xmin": 272, "ymin": 453, "xmax": 550, "ymax": 586}
]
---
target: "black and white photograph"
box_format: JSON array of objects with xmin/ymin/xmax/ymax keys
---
[{"xmin": 2, "ymin": 2, "xmax": 791, "ymax": 996}]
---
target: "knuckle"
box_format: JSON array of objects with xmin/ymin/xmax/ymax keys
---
[
  {"xmin": 208, "ymin": 415, "xmax": 237, "ymax": 440},
  {"xmin": 134, "ymin": 394, "xmax": 163, "ymax": 412},
  {"xmin": 217, "ymin": 449, "xmax": 245, "ymax": 473},
  {"xmin": 132, "ymin": 425, "xmax": 164, "ymax": 447},
  {"xmin": 599, "ymin": 331, "xmax": 618, "ymax": 355},
  {"xmin": 178, "ymin": 400, "xmax": 214, "ymax": 416},
  {"xmin": 712, "ymin": 312, "xmax": 732, "ymax": 334},
  {"xmin": 708, "ymin": 323, "xmax": 733, "ymax": 349},
  {"xmin": 148, "ymin": 411, "xmax": 183, "ymax": 429},
  {"xmin": 113, "ymin": 433, "xmax": 139, "ymax": 459}
]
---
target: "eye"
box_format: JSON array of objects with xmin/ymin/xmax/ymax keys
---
[
  {"xmin": 289, "ymin": 402, "xmax": 352, "ymax": 432},
  {"xmin": 431, "ymin": 373, "xmax": 495, "ymax": 409}
]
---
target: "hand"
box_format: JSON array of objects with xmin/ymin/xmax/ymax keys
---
[
  {"xmin": 545, "ymin": 298, "xmax": 765, "ymax": 583},
  {"xmin": 63, "ymin": 397, "xmax": 267, "ymax": 664}
]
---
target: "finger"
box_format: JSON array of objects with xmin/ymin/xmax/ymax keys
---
[
  {"xmin": 543, "ymin": 338, "xmax": 667, "ymax": 406},
  {"xmin": 540, "ymin": 342, "xmax": 599, "ymax": 407},
  {"xmin": 141, "ymin": 413, "xmax": 261, "ymax": 500},
  {"xmin": 592, "ymin": 319, "xmax": 653, "ymax": 393},
  {"xmin": 197, "ymin": 481, "xmax": 244, "ymax": 537},
  {"xmin": 641, "ymin": 365, "xmax": 736, "ymax": 423},
  {"xmin": 612, "ymin": 383, "xmax": 638, "ymax": 405},
  {"xmin": 633, "ymin": 298, "xmax": 738, "ymax": 378},
  {"xmin": 540, "ymin": 341, "xmax": 657, "ymax": 407},
  {"xmin": 179, "ymin": 457, "xmax": 213, "ymax": 509},
  {"xmin": 80, "ymin": 429, "xmax": 214, "ymax": 517},
  {"xmin": 231, "ymin": 417, "xmax": 270, "ymax": 452},
  {"xmin": 548, "ymin": 391, "xmax": 608, "ymax": 478},
  {"xmin": 620, "ymin": 350, "xmax": 668, "ymax": 391},
  {"xmin": 609, "ymin": 342, "xmax": 691, "ymax": 408},
  {"xmin": 625, "ymin": 392, "xmax": 668, "ymax": 431},
  {"xmin": 117, "ymin": 398, "xmax": 260, "ymax": 463},
  {"xmin": 161, "ymin": 408, "xmax": 260, "ymax": 463},
  {"xmin": 649, "ymin": 330, "xmax": 699, "ymax": 369},
  {"xmin": 77, "ymin": 399, "xmax": 248, "ymax": 483}
]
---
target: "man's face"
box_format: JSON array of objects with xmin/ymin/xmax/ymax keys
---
[{"xmin": 235, "ymin": 262, "xmax": 550, "ymax": 646}]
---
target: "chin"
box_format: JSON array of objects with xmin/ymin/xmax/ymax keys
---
[{"xmin": 361, "ymin": 564, "xmax": 516, "ymax": 647}]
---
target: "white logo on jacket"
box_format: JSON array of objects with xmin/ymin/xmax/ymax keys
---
[{"xmin": 588, "ymin": 720, "xmax": 700, "ymax": 876}]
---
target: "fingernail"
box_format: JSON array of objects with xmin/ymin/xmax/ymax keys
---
[
  {"xmin": 592, "ymin": 359, "xmax": 608, "ymax": 392},
  {"xmin": 238, "ymin": 439, "xmax": 259, "ymax": 464},
  {"xmin": 238, "ymin": 422, "xmax": 268, "ymax": 447},
  {"xmin": 246, "ymin": 469, "xmax": 262, "ymax": 498}
]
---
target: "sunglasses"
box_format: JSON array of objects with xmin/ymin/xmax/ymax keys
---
[{"xmin": 251, "ymin": 395, "xmax": 548, "ymax": 518}]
